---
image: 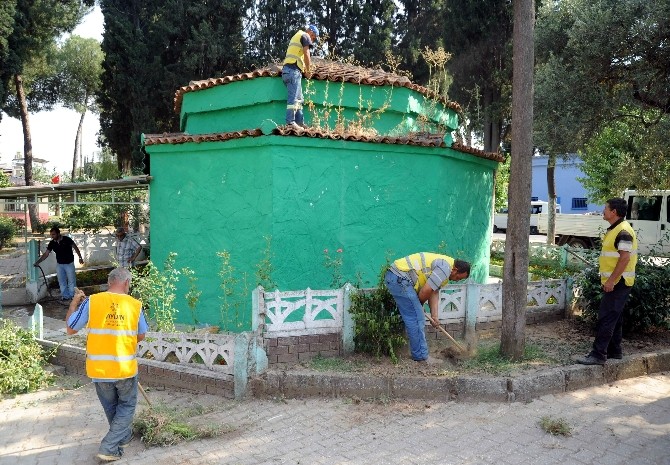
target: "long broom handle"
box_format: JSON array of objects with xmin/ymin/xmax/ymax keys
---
[
  {"xmin": 425, "ymin": 314, "xmax": 466, "ymax": 352},
  {"xmin": 138, "ymin": 381, "xmax": 152, "ymax": 406}
]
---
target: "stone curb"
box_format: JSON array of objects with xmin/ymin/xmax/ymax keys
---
[{"xmin": 249, "ymin": 349, "xmax": 670, "ymax": 402}]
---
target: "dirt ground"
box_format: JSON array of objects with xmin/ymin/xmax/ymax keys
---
[{"xmin": 295, "ymin": 319, "xmax": 670, "ymax": 378}]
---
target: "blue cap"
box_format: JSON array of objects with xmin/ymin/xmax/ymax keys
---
[{"xmin": 307, "ymin": 24, "xmax": 319, "ymax": 37}]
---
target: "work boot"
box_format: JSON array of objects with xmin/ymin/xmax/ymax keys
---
[
  {"xmin": 576, "ymin": 354, "xmax": 606, "ymax": 365},
  {"xmin": 417, "ymin": 356, "xmax": 443, "ymax": 365},
  {"xmin": 96, "ymin": 453, "xmax": 121, "ymax": 462}
]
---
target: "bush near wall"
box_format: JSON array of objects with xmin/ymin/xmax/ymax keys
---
[
  {"xmin": 574, "ymin": 258, "xmax": 670, "ymax": 334},
  {"xmin": 0, "ymin": 216, "xmax": 16, "ymax": 250}
]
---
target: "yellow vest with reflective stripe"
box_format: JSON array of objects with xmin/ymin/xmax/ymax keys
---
[
  {"xmin": 283, "ymin": 30, "xmax": 307, "ymax": 71},
  {"xmin": 393, "ymin": 253, "xmax": 454, "ymax": 291},
  {"xmin": 86, "ymin": 292, "xmax": 142, "ymax": 380},
  {"xmin": 599, "ymin": 221, "xmax": 637, "ymax": 286}
]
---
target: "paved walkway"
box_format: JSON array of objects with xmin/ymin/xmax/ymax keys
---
[{"xmin": 1, "ymin": 372, "xmax": 668, "ymax": 465}]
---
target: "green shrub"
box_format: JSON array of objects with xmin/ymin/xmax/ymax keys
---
[
  {"xmin": 10, "ymin": 217, "xmax": 26, "ymax": 231},
  {"xmin": 574, "ymin": 257, "xmax": 670, "ymax": 333},
  {"xmin": 34, "ymin": 219, "xmax": 63, "ymax": 235},
  {"xmin": 350, "ymin": 265, "xmax": 406, "ymax": 363},
  {"xmin": 0, "ymin": 216, "xmax": 16, "ymax": 249},
  {"xmin": 0, "ymin": 320, "xmax": 54, "ymax": 395}
]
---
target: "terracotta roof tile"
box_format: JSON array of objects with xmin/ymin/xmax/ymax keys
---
[
  {"xmin": 144, "ymin": 129, "xmax": 263, "ymax": 146},
  {"xmin": 174, "ymin": 59, "xmax": 462, "ymax": 115},
  {"xmin": 451, "ymin": 142, "xmax": 504, "ymax": 162},
  {"xmin": 144, "ymin": 126, "xmax": 502, "ymax": 162}
]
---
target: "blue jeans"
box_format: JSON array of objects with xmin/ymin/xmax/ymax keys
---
[
  {"xmin": 282, "ymin": 65, "xmax": 304, "ymax": 125},
  {"xmin": 56, "ymin": 262, "xmax": 76, "ymax": 299},
  {"xmin": 384, "ymin": 270, "xmax": 429, "ymax": 361},
  {"xmin": 95, "ymin": 376, "xmax": 138, "ymax": 457}
]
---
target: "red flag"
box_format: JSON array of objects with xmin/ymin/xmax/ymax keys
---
[{"xmin": 51, "ymin": 175, "xmax": 60, "ymax": 184}]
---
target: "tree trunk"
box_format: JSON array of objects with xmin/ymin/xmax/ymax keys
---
[
  {"xmin": 546, "ymin": 153, "xmax": 556, "ymax": 245},
  {"xmin": 14, "ymin": 74, "xmax": 40, "ymax": 231},
  {"xmin": 72, "ymin": 110, "xmax": 86, "ymax": 181},
  {"xmin": 501, "ymin": 0, "xmax": 535, "ymax": 360}
]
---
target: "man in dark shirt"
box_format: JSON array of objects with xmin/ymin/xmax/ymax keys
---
[{"xmin": 34, "ymin": 227, "xmax": 84, "ymax": 301}]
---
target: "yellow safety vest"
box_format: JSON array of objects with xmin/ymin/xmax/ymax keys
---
[
  {"xmin": 86, "ymin": 292, "xmax": 142, "ymax": 380},
  {"xmin": 283, "ymin": 30, "xmax": 307, "ymax": 71},
  {"xmin": 393, "ymin": 253, "xmax": 455, "ymax": 291},
  {"xmin": 599, "ymin": 221, "xmax": 637, "ymax": 286}
]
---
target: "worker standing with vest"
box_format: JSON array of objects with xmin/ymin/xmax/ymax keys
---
[
  {"xmin": 282, "ymin": 24, "xmax": 319, "ymax": 128},
  {"xmin": 577, "ymin": 198, "xmax": 638, "ymax": 365},
  {"xmin": 385, "ymin": 253, "xmax": 471, "ymax": 364},
  {"xmin": 65, "ymin": 268, "xmax": 148, "ymax": 462}
]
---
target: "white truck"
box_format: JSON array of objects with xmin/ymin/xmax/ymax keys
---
[
  {"xmin": 494, "ymin": 200, "xmax": 560, "ymax": 234},
  {"xmin": 537, "ymin": 190, "xmax": 670, "ymax": 255}
]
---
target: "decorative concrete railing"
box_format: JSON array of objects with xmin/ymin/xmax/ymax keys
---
[
  {"xmin": 256, "ymin": 278, "xmax": 569, "ymax": 366},
  {"xmin": 258, "ymin": 279, "xmax": 567, "ymax": 335},
  {"xmin": 260, "ymin": 287, "xmax": 345, "ymax": 337},
  {"xmin": 137, "ymin": 332, "xmax": 236, "ymax": 373}
]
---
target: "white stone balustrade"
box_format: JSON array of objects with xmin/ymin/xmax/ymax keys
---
[
  {"xmin": 258, "ymin": 278, "xmax": 569, "ymax": 341},
  {"xmin": 137, "ymin": 331, "xmax": 235, "ymax": 373}
]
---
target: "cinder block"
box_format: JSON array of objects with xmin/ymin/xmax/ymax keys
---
[
  {"xmin": 268, "ymin": 345, "xmax": 288, "ymax": 356},
  {"xmin": 277, "ymin": 336, "xmax": 299, "ymax": 346},
  {"xmin": 277, "ymin": 353, "xmax": 299, "ymax": 363},
  {"xmin": 319, "ymin": 333, "xmax": 337, "ymax": 342}
]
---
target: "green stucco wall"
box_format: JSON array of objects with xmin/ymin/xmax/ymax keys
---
[
  {"xmin": 180, "ymin": 78, "xmax": 459, "ymax": 140},
  {"xmin": 146, "ymin": 135, "xmax": 496, "ymax": 331}
]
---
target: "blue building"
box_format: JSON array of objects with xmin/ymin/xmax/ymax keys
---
[{"xmin": 531, "ymin": 154, "xmax": 600, "ymax": 214}]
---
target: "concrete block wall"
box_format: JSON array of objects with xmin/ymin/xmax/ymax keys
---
[
  {"xmin": 40, "ymin": 340, "xmax": 235, "ymax": 398},
  {"xmin": 265, "ymin": 333, "xmax": 341, "ymax": 368}
]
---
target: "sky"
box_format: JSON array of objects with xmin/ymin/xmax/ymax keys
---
[{"xmin": 0, "ymin": 6, "xmax": 104, "ymax": 174}]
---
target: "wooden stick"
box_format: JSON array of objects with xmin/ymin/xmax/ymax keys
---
[
  {"xmin": 425, "ymin": 314, "xmax": 466, "ymax": 352},
  {"xmin": 138, "ymin": 381, "xmax": 152, "ymax": 407}
]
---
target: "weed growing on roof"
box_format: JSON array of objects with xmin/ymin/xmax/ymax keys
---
[
  {"xmin": 539, "ymin": 416, "xmax": 572, "ymax": 436},
  {"xmin": 133, "ymin": 402, "xmax": 225, "ymax": 447},
  {"xmin": 0, "ymin": 320, "xmax": 55, "ymax": 396}
]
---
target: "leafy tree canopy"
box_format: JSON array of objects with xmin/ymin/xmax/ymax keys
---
[{"xmin": 535, "ymin": 0, "xmax": 670, "ymax": 193}]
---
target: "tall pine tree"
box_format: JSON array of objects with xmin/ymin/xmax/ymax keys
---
[{"xmin": 98, "ymin": 0, "xmax": 249, "ymax": 173}]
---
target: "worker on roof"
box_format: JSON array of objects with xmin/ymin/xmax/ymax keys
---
[{"xmin": 282, "ymin": 24, "xmax": 319, "ymax": 128}]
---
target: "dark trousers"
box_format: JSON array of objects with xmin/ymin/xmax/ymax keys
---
[{"xmin": 591, "ymin": 281, "xmax": 632, "ymax": 360}]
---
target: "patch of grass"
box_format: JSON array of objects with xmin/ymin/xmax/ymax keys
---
[
  {"xmin": 133, "ymin": 403, "xmax": 225, "ymax": 447},
  {"xmin": 308, "ymin": 354, "xmax": 364, "ymax": 372},
  {"xmin": 457, "ymin": 342, "xmax": 554, "ymax": 375},
  {"xmin": 540, "ymin": 416, "xmax": 572, "ymax": 436}
]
